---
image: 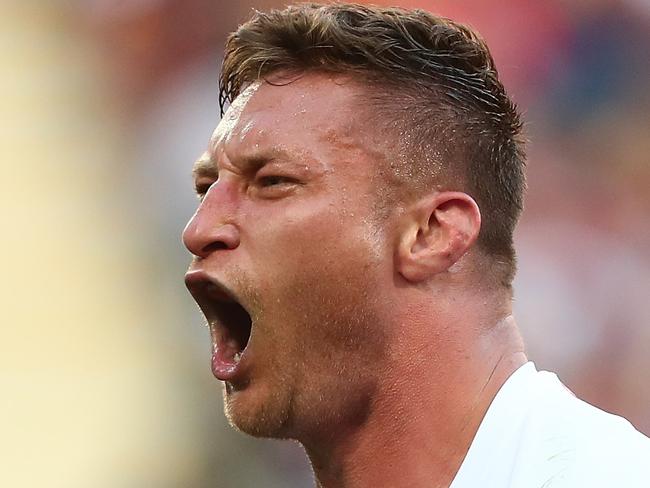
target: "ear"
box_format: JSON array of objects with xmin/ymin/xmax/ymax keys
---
[{"xmin": 396, "ymin": 191, "xmax": 481, "ymax": 283}]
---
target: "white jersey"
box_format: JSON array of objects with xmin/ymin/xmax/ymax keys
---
[{"xmin": 450, "ymin": 362, "xmax": 650, "ymax": 487}]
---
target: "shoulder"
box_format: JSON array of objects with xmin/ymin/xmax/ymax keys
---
[
  {"xmin": 556, "ymin": 396, "xmax": 650, "ymax": 486},
  {"xmin": 451, "ymin": 363, "xmax": 650, "ymax": 488},
  {"xmin": 513, "ymin": 369, "xmax": 650, "ymax": 487}
]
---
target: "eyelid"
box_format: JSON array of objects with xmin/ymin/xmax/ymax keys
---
[
  {"xmin": 255, "ymin": 163, "xmax": 299, "ymax": 179},
  {"xmin": 257, "ymin": 174, "xmax": 297, "ymax": 184}
]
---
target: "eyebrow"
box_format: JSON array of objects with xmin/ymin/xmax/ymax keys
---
[
  {"xmin": 192, "ymin": 155, "xmax": 218, "ymax": 180},
  {"xmin": 192, "ymin": 147, "xmax": 295, "ymax": 180}
]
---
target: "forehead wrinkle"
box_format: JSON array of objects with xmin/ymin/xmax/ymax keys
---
[
  {"xmin": 196, "ymin": 140, "xmax": 317, "ymax": 179},
  {"xmin": 223, "ymin": 110, "xmax": 322, "ymax": 172},
  {"xmin": 209, "ymin": 75, "xmax": 371, "ymax": 178},
  {"xmin": 318, "ymin": 126, "xmax": 362, "ymax": 152},
  {"xmin": 316, "ymin": 116, "xmax": 385, "ymax": 172},
  {"xmin": 313, "ymin": 89, "xmax": 374, "ymax": 148},
  {"xmin": 227, "ymin": 143, "xmax": 320, "ymax": 174}
]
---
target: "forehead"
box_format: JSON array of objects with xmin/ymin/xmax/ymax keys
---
[{"xmin": 208, "ymin": 73, "xmax": 372, "ymax": 163}]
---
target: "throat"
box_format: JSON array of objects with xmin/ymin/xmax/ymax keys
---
[
  {"xmin": 304, "ymin": 349, "xmax": 527, "ymax": 488},
  {"xmin": 304, "ymin": 413, "xmax": 465, "ymax": 488}
]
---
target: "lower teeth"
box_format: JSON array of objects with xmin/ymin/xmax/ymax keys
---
[{"xmin": 234, "ymin": 352, "xmax": 242, "ymax": 363}]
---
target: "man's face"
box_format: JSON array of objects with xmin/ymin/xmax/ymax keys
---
[{"xmin": 183, "ymin": 73, "xmax": 394, "ymax": 440}]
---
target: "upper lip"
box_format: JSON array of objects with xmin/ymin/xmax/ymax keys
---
[{"xmin": 184, "ymin": 269, "xmax": 247, "ymax": 324}]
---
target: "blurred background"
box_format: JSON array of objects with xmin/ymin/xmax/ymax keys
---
[{"xmin": 1, "ymin": 0, "xmax": 649, "ymax": 486}]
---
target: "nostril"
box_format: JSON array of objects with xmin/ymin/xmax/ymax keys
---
[{"xmin": 202, "ymin": 241, "xmax": 230, "ymax": 254}]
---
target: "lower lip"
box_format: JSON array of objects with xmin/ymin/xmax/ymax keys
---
[{"xmin": 211, "ymin": 346, "xmax": 246, "ymax": 381}]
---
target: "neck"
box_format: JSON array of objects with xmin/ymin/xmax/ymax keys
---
[{"xmin": 303, "ymin": 311, "xmax": 526, "ymax": 488}]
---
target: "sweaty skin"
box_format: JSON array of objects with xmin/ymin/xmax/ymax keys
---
[{"xmin": 183, "ymin": 73, "xmax": 526, "ymax": 488}]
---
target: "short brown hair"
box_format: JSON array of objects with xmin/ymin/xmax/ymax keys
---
[{"xmin": 219, "ymin": 2, "xmax": 526, "ymax": 287}]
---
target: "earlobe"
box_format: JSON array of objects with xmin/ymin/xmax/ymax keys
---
[{"xmin": 396, "ymin": 192, "xmax": 481, "ymax": 283}]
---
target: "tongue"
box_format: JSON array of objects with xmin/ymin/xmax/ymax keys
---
[{"xmin": 211, "ymin": 341, "xmax": 243, "ymax": 381}]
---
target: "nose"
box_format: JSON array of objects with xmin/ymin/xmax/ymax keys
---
[{"xmin": 182, "ymin": 183, "xmax": 241, "ymax": 258}]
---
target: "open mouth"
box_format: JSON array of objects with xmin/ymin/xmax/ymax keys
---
[
  {"xmin": 210, "ymin": 299, "xmax": 252, "ymax": 361},
  {"xmin": 185, "ymin": 273, "xmax": 253, "ymax": 372}
]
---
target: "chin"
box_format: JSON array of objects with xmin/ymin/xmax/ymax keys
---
[{"xmin": 223, "ymin": 382, "xmax": 293, "ymax": 439}]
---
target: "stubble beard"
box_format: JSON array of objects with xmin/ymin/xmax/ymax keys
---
[
  {"xmin": 223, "ymin": 375, "xmax": 294, "ymax": 438},
  {"xmin": 221, "ymin": 262, "xmax": 389, "ymax": 443}
]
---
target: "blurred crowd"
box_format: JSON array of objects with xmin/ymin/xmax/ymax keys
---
[{"xmin": 2, "ymin": 1, "xmax": 649, "ymax": 486}]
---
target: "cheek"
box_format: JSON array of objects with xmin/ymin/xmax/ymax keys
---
[
  {"xmin": 265, "ymin": 210, "xmax": 384, "ymax": 327},
  {"xmin": 242, "ymin": 196, "xmax": 389, "ymax": 332},
  {"xmin": 249, "ymin": 198, "xmax": 385, "ymax": 268},
  {"xmin": 243, "ymin": 202, "xmax": 392, "ymax": 395},
  {"xmin": 244, "ymin": 205, "xmax": 321, "ymax": 264}
]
